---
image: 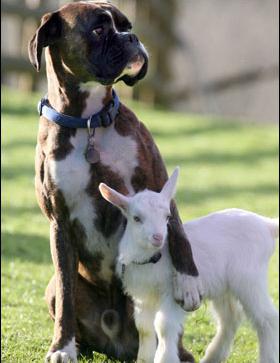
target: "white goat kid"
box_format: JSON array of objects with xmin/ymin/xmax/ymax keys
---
[
  {"xmin": 99, "ymin": 168, "xmax": 279, "ymax": 363},
  {"xmin": 100, "ymin": 168, "xmax": 184, "ymax": 363}
]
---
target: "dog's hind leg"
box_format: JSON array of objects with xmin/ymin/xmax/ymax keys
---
[{"xmin": 200, "ymin": 295, "xmax": 243, "ymax": 363}]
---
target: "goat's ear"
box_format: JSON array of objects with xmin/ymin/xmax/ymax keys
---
[
  {"xmin": 28, "ymin": 11, "xmax": 62, "ymax": 71},
  {"xmin": 161, "ymin": 167, "xmax": 180, "ymax": 201},
  {"xmin": 99, "ymin": 183, "xmax": 129, "ymax": 213}
]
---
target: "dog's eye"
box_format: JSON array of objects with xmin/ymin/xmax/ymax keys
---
[
  {"xmin": 92, "ymin": 27, "xmax": 103, "ymax": 36},
  {"xmin": 166, "ymin": 215, "xmax": 171, "ymax": 222},
  {"xmin": 133, "ymin": 216, "xmax": 142, "ymax": 223}
]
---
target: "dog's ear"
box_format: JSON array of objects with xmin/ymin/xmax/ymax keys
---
[
  {"xmin": 28, "ymin": 11, "xmax": 62, "ymax": 71},
  {"xmin": 98, "ymin": 2, "xmax": 132, "ymax": 32}
]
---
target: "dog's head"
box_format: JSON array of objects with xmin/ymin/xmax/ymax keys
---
[{"xmin": 28, "ymin": 1, "xmax": 148, "ymax": 86}]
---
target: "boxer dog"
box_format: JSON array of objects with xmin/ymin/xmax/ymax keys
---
[{"xmin": 28, "ymin": 1, "xmax": 203, "ymax": 362}]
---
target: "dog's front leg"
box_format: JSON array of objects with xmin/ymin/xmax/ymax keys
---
[
  {"xmin": 168, "ymin": 201, "xmax": 204, "ymax": 312},
  {"xmin": 45, "ymin": 221, "xmax": 78, "ymax": 363}
]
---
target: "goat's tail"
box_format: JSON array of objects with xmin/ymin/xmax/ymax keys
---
[{"xmin": 264, "ymin": 217, "xmax": 279, "ymax": 239}]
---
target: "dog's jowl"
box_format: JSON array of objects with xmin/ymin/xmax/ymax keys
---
[{"xmin": 28, "ymin": 2, "xmax": 202, "ymax": 362}]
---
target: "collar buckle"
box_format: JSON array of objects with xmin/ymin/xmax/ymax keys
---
[
  {"xmin": 87, "ymin": 112, "xmax": 111, "ymax": 129},
  {"xmin": 99, "ymin": 110, "xmax": 113, "ymax": 128}
]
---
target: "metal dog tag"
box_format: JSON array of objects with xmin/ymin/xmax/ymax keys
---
[
  {"xmin": 86, "ymin": 144, "xmax": 100, "ymax": 164},
  {"xmin": 86, "ymin": 125, "xmax": 100, "ymax": 164}
]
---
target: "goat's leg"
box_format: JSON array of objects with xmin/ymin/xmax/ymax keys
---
[
  {"xmin": 201, "ymin": 295, "xmax": 243, "ymax": 363},
  {"xmin": 154, "ymin": 298, "xmax": 185, "ymax": 363},
  {"xmin": 237, "ymin": 273, "xmax": 279, "ymax": 363},
  {"xmin": 134, "ymin": 306, "xmax": 157, "ymax": 363}
]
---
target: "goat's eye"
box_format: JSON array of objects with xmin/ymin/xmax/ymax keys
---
[
  {"xmin": 92, "ymin": 27, "xmax": 103, "ymax": 36},
  {"xmin": 133, "ymin": 216, "xmax": 142, "ymax": 223}
]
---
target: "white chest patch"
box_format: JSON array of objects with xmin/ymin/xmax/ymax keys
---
[
  {"xmin": 49, "ymin": 124, "xmax": 139, "ymax": 280},
  {"xmin": 49, "ymin": 130, "xmax": 94, "ymax": 240},
  {"xmin": 81, "ymin": 84, "xmax": 107, "ymax": 117},
  {"xmin": 96, "ymin": 126, "xmax": 139, "ymax": 194}
]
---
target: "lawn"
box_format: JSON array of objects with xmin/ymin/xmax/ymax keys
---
[{"xmin": 1, "ymin": 86, "xmax": 279, "ymax": 363}]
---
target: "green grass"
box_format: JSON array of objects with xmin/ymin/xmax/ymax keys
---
[{"xmin": 2, "ymin": 86, "xmax": 279, "ymax": 363}]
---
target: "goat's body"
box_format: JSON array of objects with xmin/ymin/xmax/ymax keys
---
[
  {"xmin": 185, "ymin": 209, "xmax": 277, "ymax": 300},
  {"xmin": 185, "ymin": 208, "xmax": 279, "ymax": 363},
  {"xmin": 118, "ymin": 208, "xmax": 279, "ymax": 363}
]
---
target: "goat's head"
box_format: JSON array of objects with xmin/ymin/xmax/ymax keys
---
[{"xmin": 99, "ymin": 167, "xmax": 180, "ymax": 254}]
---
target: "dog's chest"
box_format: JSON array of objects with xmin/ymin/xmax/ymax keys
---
[{"xmin": 48, "ymin": 127, "xmax": 138, "ymax": 279}]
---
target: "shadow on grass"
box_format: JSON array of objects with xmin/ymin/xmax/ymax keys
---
[
  {"xmin": 2, "ymin": 165, "xmax": 35, "ymax": 180},
  {"xmin": 2, "ymin": 231, "xmax": 51, "ymax": 264},
  {"xmin": 3, "ymin": 204, "xmax": 42, "ymax": 217},
  {"xmin": 1, "ymin": 105, "xmax": 37, "ymax": 117},
  {"xmin": 164, "ymin": 147, "xmax": 278, "ymax": 166},
  {"xmin": 176, "ymin": 183, "xmax": 278, "ymax": 205},
  {"xmin": 3, "ymin": 139, "xmax": 37, "ymax": 151},
  {"xmin": 151, "ymin": 122, "xmax": 240, "ymax": 138}
]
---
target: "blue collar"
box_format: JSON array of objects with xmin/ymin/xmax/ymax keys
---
[{"xmin": 38, "ymin": 89, "xmax": 120, "ymax": 129}]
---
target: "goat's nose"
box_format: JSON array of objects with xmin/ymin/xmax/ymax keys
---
[{"xmin": 152, "ymin": 233, "xmax": 163, "ymax": 247}]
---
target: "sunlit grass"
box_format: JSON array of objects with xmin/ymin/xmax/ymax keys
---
[{"xmin": 2, "ymin": 86, "xmax": 278, "ymax": 362}]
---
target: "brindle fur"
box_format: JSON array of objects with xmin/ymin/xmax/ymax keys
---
[{"xmin": 30, "ymin": 2, "xmax": 198, "ymax": 361}]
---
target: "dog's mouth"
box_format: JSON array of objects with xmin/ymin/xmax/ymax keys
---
[
  {"xmin": 114, "ymin": 51, "xmax": 146, "ymax": 83},
  {"xmin": 124, "ymin": 53, "xmax": 145, "ymax": 77}
]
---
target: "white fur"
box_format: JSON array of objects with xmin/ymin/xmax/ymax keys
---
[
  {"xmin": 185, "ymin": 208, "xmax": 279, "ymax": 363},
  {"xmin": 46, "ymin": 337, "xmax": 77, "ymax": 363},
  {"xmin": 97, "ymin": 127, "xmax": 139, "ymax": 195},
  {"xmin": 102, "ymin": 171, "xmax": 279, "ymax": 363},
  {"xmin": 80, "ymin": 83, "xmax": 107, "ymax": 117}
]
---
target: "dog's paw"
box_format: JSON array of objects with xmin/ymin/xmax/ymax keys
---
[
  {"xmin": 45, "ymin": 338, "xmax": 77, "ymax": 363},
  {"xmin": 45, "ymin": 351, "xmax": 77, "ymax": 363},
  {"xmin": 173, "ymin": 272, "xmax": 204, "ymax": 312}
]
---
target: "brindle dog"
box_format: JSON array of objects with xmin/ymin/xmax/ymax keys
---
[{"xmin": 28, "ymin": 1, "xmax": 203, "ymax": 362}]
